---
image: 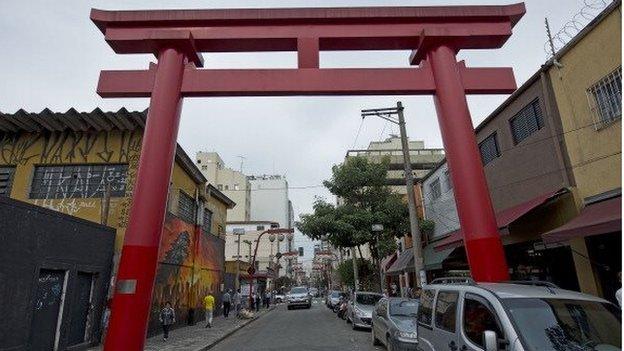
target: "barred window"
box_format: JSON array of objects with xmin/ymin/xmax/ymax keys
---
[
  {"xmin": 429, "ymin": 178, "xmax": 441, "ymax": 200},
  {"xmin": 444, "ymin": 169, "xmax": 453, "ymax": 191},
  {"xmin": 587, "ymin": 67, "xmax": 622, "ymax": 128},
  {"xmin": 479, "ymin": 132, "xmax": 500, "ymax": 166},
  {"xmin": 202, "ymin": 208, "xmax": 213, "ymax": 234},
  {"xmin": 0, "ymin": 167, "xmax": 16, "ymax": 197},
  {"xmin": 510, "ymin": 99, "xmax": 544, "ymax": 144},
  {"xmin": 178, "ymin": 191, "xmax": 196, "ymax": 224},
  {"xmin": 30, "ymin": 164, "xmax": 128, "ymax": 199}
]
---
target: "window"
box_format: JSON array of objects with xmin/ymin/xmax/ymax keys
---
[
  {"xmin": 417, "ymin": 289, "xmax": 435, "ymax": 327},
  {"xmin": 0, "ymin": 167, "xmax": 15, "ymax": 197},
  {"xmin": 429, "ymin": 178, "xmax": 441, "ymax": 200},
  {"xmin": 435, "ymin": 291, "xmax": 459, "ymax": 332},
  {"xmin": 178, "ymin": 191, "xmax": 196, "ymax": 223},
  {"xmin": 30, "ymin": 164, "xmax": 128, "ymax": 199},
  {"xmin": 234, "ymin": 183, "xmax": 240, "ymax": 190},
  {"xmin": 201, "ymin": 165, "xmax": 207, "ymax": 171},
  {"xmin": 256, "ymin": 225, "xmax": 265, "ymax": 231},
  {"xmin": 479, "ymin": 133, "xmax": 500, "ymax": 166},
  {"xmin": 217, "ymin": 184, "xmax": 223, "ymax": 190},
  {"xmin": 202, "ymin": 208, "xmax": 213, "ymax": 234},
  {"xmin": 224, "ymin": 185, "xmax": 229, "ymax": 190},
  {"xmin": 463, "ymin": 294, "xmax": 503, "ymax": 349},
  {"xmin": 587, "ymin": 66, "xmax": 622, "ymax": 128},
  {"xmin": 510, "ymin": 99, "xmax": 544, "ymax": 144}
]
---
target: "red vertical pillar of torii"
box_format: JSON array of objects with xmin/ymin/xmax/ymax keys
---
[
  {"xmin": 427, "ymin": 45, "xmax": 510, "ymax": 282},
  {"xmin": 104, "ymin": 47, "xmax": 187, "ymax": 351}
]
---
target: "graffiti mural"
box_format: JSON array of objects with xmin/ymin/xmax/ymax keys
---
[{"xmin": 149, "ymin": 213, "xmax": 225, "ymax": 333}]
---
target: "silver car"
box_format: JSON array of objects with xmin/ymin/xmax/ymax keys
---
[
  {"xmin": 346, "ymin": 291, "xmax": 383, "ymax": 329},
  {"xmin": 287, "ymin": 286, "xmax": 312, "ymax": 310},
  {"xmin": 417, "ymin": 278, "xmax": 621, "ymax": 351},
  {"xmin": 371, "ymin": 298, "xmax": 419, "ymax": 350}
]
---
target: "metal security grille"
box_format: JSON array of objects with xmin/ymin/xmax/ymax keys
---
[
  {"xmin": 587, "ymin": 66, "xmax": 622, "ymax": 129},
  {"xmin": 178, "ymin": 191, "xmax": 196, "ymax": 224},
  {"xmin": 510, "ymin": 99, "xmax": 544, "ymax": 145},
  {"xmin": 479, "ymin": 132, "xmax": 500, "ymax": 166},
  {"xmin": 0, "ymin": 167, "xmax": 15, "ymax": 197},
  {"xmin": 30, "ymin": 164, "xmax": 128, "ymax": 199},
  {"xmin": 202, "ymin": 208, "xmax": 212, "ymax": 234}
]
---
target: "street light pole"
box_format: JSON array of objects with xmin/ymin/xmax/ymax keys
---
[
  {"xmin": 233, "ymin": 228, "xmax": 245, "ymax": 291},
  {"xmin": 361, "ymin": 102, "xmax": 426, "ymax": 288}
]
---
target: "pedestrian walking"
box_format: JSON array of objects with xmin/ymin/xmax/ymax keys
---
[
  {"xmin": 159, "ymin": 301, "xmax": 176, "ymax": 341},
  {"xmin": 255, "ymin": 292, "xmax": 261, "ymax": 312},
  {"xmin": 233, "ymin": 289, "xmax": 242, "ymax": 317},
  {"xmin": 264, "ymin": 291, "xmax": 271, "ymax": 308},
  {"xmin": 203, "ymin": 292, "xmax": 215, "ymax": 328},
  {"xmin": 222, "ymin": 289, "xmax": 232, "ymax": 318}
]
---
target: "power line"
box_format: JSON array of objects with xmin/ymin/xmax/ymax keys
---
[{"xmin": 352, "ymin": 118, "xmax": 365, "ymax": 149}]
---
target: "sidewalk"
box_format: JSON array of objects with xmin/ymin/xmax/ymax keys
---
[{"xmin": 89, "ymin": 306, "xmax": 275, "ymax": 351}]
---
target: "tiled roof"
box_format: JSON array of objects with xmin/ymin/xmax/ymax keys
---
[{"xmin": 0, "ymin": 108, "xmax": 146, "ymax": 133}]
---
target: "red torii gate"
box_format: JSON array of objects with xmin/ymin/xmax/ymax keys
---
[{"xmin": 91, "ymin": 4, "xmax": 525, "ymax": 349}]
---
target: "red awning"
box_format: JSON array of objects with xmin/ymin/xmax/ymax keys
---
[
  {"xmin": 542, "ymin": 196, "xmax": 621, "ymax": 244},
  {"xmin": 434, "ymin": 189, "xmax": 567, "ymax": 251},
  {"xmin": 381, "ymin": 252, "xmax": 398, "ymax": 272}
]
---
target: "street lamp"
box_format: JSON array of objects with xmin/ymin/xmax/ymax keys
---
[
  {"xmin": 233, "ymin": 228, "xmax": 245, "ymax": 291},
  {"xmin": 372, "ymin": 224, "xmax": 385, "ymax": 293}
]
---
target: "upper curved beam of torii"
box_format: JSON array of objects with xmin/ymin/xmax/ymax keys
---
[{"xmin": 91, "ymin": 3, "xmax": 526, "ymax": 98}]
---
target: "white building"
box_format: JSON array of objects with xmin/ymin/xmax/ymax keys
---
[
  {"xmin": 248, "ymin": 174, "xmax": 293, "ymax": 229},
  {"xmin": 196, "ymin": 152, "xmax": 251, "ymax": 222},
  {"xmin": 421, "ymin": 162, "xmax": 459, "ymax": 241},
  {"xmin": 225, "ymin": 221, "xmax": 281, "ymax": 274}
]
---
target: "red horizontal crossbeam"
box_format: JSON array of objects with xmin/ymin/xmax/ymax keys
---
[{"xmin": 97, "ymin": 65, "xmax": 516, "ymax": 98}]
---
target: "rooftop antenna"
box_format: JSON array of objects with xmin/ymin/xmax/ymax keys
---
[{"xmin": 236, "ymin": 155, "xmax": 246, "ymax": 173}]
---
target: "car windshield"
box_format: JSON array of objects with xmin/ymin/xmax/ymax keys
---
[
  {"xmin": 503, "ymin": 298, "xmax": 621, "ymax": 351},
  {"xmin": 356, "ymin": 294, "xmax": 382, "ymax": 305},
  {"xmin": 390, "ymin": 300, "xmax": 418, "ymax": 317},
  {"xmin": 290, "ymin": 287, "xmax": 307, "ymax": 294}
]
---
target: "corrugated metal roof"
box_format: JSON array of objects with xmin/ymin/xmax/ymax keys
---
[
  {"xmin": 0, "ymin": 108, "xmax": 147, "ymax": 133},
  {"xmin": 0, "ymin": 108, "xmax": 209, "ymax": 186}
]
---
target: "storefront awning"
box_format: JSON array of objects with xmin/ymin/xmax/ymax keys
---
[
  {"xmin": 386, "ymin": 249, "xmax": 413, "ymax": 275},
  {"xmin": 381, "ymin": 252, "xmax": 398, "ymax": 273},
  {"xmin": 424, "ymin": 245, "xmax": 455, "ymax": 271},
  {"xmin": 434, "ymin": 189, "xmax": 568, "ymax": 252},
  {"xmin": 542, "ymin": 196, "xmax": 621, "ymax": 244}
]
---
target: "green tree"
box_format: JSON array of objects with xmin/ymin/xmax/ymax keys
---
[{"xmin": 297, "ymin": 156, "xmax": 410, "ymax": 289}]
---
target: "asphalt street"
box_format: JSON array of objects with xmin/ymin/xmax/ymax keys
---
[{"xmin": 211, "ymin": 299, "xmax": 385, "ymax": 351}]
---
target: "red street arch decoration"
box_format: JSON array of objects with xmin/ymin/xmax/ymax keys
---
[{"xmin": 91, "ymin": 4, "xmax": 525, "ymax": 349}]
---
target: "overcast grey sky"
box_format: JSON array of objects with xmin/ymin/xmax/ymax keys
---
[{"xmin": 0, "ymin": 0, "xmax": 597, "ymax": 265}]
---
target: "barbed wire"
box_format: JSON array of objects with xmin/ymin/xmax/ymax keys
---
[{"xmin": 545, "ymin": 0, "xmax": 611, "ymax": 57}]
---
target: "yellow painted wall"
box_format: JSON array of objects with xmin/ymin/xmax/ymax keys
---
[
  {"xmin": 0, "ymin": 129, "xmax": 225, "ymax": 252},
  {"xmin": 548, "ymin": 5, "xmax": 622, "ymax": 200}
]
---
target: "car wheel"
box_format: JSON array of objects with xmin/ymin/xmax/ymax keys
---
[
  {"xmin": 352, "ymin": 321, "xmax": 357, "ymax": 330},
  {"xmin": 287, "ymin": 306, "xmax": 292, "ymax": 310},
  {"xmin": 371, "ymin": 328, "xmax": 381, "ymax": 346},
  {"xmin": 307, "ymin": 304, "xmax": 311, "ymax": 309}
]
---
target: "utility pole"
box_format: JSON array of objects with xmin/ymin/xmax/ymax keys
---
[
  {"xmin": 100, "ymin": 183, "xmax": 112, "ymax": 226},
  {"xmin": 361, "ymin": 102, "xmax": 425, "ymax": 287}
]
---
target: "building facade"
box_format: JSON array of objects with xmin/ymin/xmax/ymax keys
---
[
  {"xmin": 0, "ymin": 108, "xmax": 235, "ymax": 334},
  {"xmin": 196, "ymin": 151, "xmax": 251, "ymax": 222},
  {"xmin": 420, "ymin": 1, "xmax": 621, "ymax": 301}
]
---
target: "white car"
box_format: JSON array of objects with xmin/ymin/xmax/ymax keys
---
[
  {"xmin": 287, "ymin": 286, "xmax": 312, "ymax": 310},
  {"xmin": 346, "ymin": 291, "xmax": 383, "ymax": 329},
  {"xmin": 417, "ymin": 278, "xmax": 621, "ymax": 351}
]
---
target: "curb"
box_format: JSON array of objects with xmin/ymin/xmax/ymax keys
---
[{"xmin": 193, "ymin": 306, "xmax": 276, "ymax": 351}]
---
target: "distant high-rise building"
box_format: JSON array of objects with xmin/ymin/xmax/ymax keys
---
[
  {"xmin": 196, "ymin": 151, "xmax": 251, "ymax": 222},
  {"xmin": 248, "ymin": 174, "xmax": 292, "ymax": 229}
]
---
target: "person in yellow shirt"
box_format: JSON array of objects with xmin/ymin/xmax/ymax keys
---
[{"xmin": 203, "ymin": 292, "xmax": 215, "ymax": 328}]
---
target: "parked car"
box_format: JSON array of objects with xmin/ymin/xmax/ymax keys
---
[
  {"xmin": 309, "ymin": 287, "xmax": 319, "ymax": 297},
  {"xmin": 346, "ymin": 291, "xmax": 383, "ymax": 329},
  {"xmin": 326, "ymin": 290, "xmax": 346, "ymax": 309},
  {"xmin": 274, "ymin": 292, "xmax": 286, "ymax": 303},
  {"xmin": 371, "ymin": 297, "xmax": 419, "ymax": 350},
  {"xmin": 417, "ymin": 277, "xmax": 621, "ymax": 351},
  {"xmin": 287, "ymin": 286, "xmax": 312, "ymax": 310}
]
